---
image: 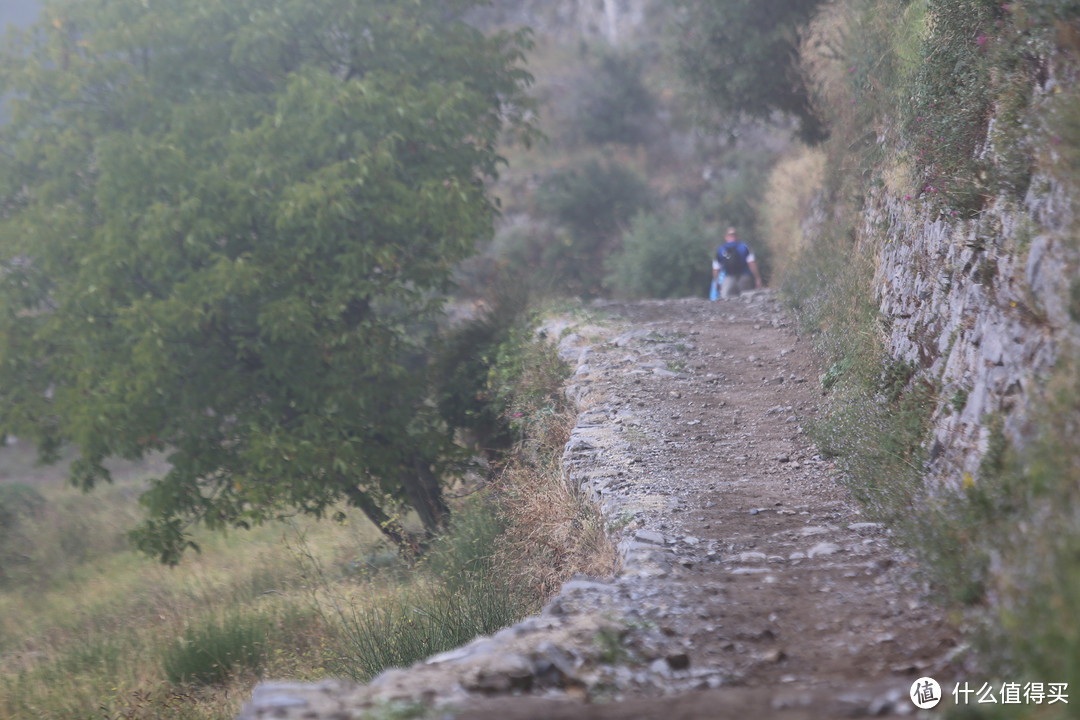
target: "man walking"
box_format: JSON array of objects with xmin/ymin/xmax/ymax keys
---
[{"xmin": 713, "ymin": 227, "xmax": 763, "ymax": 298}]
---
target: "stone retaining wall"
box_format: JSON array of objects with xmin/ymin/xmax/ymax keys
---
[{"xmin": 869, "ymin": 174, "xmax": 1078, "ymax": 491}]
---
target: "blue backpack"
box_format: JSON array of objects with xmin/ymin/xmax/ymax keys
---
[{"xmin": 717, "ymin": 241, "xmax": 749, "ymax": 277}]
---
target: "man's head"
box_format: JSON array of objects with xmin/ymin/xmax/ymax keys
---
[{"xmin": 725, "ymin": 227, "xmax": 737, "ymax": 242}]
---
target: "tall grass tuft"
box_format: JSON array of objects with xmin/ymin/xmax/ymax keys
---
[{"xmin": 161, "ymin": 611, "xmax": 274, "ymax": 686}]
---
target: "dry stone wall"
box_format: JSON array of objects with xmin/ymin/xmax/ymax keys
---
[{"xmin": 868, "ymin": 173, "xmax": 1078, "ymax": 490}]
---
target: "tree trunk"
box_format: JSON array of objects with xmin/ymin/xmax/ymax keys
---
[
  {"xmin": 348, "ymin": 488, "xmax": 419, "ymax": 556},
  {"xmin": 401, "ymin": 454, "xmax": 449, "ymax": 535}
]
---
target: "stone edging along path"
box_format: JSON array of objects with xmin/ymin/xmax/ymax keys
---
[{"xmin": 238, "ymin": 293, "xmax": 961, "ymax": 720}]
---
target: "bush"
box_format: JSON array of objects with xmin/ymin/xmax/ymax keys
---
[
  {"xmin": 536, "ymin": 157, "xmax": 652, "ymax": 241},
  {"xmin": 532, "ymin": 158, "xmax": 653, "ymax": 296},
  {"xmin": 605, "ymin": 211, "xmax": 713, "ymax": 299},
  {"xmin": 432, "ymin": 275, "xmax": 530, "ymax": 457},
  {"xmin": 574, "ymin": 51, "xmax": 657, "ymax": 146}
]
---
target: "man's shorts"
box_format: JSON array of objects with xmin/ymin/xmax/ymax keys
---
[{"xmin": 720, "ymin": 273, "xmax": 755, "ymax": 298}]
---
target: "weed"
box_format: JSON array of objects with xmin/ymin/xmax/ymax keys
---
[
  {"xmin": 950, "ymin": 387, "xmax": 970, "ymax": 414},
  {"xmin": 594, "ymin": 625, "xmax": 630, "ymax": 665},
  {"xmin": 666, "ymin": 359, "xmax": 687, "ymax": 373}
]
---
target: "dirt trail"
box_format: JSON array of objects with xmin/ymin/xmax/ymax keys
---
[
  {"xmin": 462, "ymin": 293, "xmax": 960, "ymax": 718},
  {"xmin": 240, "ymin": 294, "xmax": 961, "ymax": 720}
]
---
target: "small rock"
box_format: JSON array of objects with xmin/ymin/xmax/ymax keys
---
[
  {"xmin": 849, "ymin": 522, "xmax": 886, "ymax": 532},
  {"xmin": 635, "ymin": 530, "xmax": 667, "ymax": 546},
  {"xmin": 649, "ymin": 658, "xmax": 671, "ymax": 677},
  {"xmin": 759, "ymin": 648, "xmax": 788, "ymax": 663},
  {"xmin": 807, "ymin": 542, "xmax": 842, "ymax": 558}
]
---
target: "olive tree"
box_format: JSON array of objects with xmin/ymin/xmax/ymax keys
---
[{"xmin": 0, "ymin": 0, "xmax": 534, "ymax": 562}]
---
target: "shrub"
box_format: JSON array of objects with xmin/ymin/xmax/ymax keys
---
[
  {"xmin": 574, "ymin": 51, "xmax": 657, "ymax": 146},
  {"xmin": 536, "ymin": 157, "xmax": 652, "ymax": 240},
  {"xmin": 532, "ymin": 158, "xmax": 652, "ymax": 296},
  {"xmin": 605, "ymin": 210, "xmax": 713, "ymax": 299},
  {"xmin": 432, "ymin": 274, "xmax": 530, "ymax": 457}
]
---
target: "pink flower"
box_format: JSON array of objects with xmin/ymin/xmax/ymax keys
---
[
  {"xmin": 904, "ymin": 195, "xmax": 911, "ymax": 201},
  {"xmin": 849, "ymin": 67, "xmax": 856, "ymax": 73},
  {"xmin": 976, "ymin": 34, "xmax": 988, "ymax": 47}
]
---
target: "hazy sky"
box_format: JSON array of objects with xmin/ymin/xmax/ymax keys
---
[{"xmin": 0, "ymin": 0, "xmax": 42, "ymax": 32}]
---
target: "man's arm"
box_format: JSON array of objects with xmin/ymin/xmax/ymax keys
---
[{"xmin": 748, "ymin": 259, "xmax": 763, "ymax": 289}]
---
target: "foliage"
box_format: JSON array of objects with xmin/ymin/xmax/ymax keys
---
[
  {"xmin": 605, "ymin": 210, "xmax": 713, "ymax": 299},
  {"xmin": 899, "ymin": 0, "xmax": 1080, "ymax": 214},
  {"xmin": 532, "ymin": 158, "xmax": 652, "ymax": 296},
  {"xmin": 431, "ymin": 276, "xmax": 530, "ymax": 459},
  {"xmin": 673, "ymin": 0, "xmax": 829, "ymax": 143},
  {"xmin": 574, "ymin": 50, "xmax": 657, "ymax": 146},
  {"xmin": 536, "ymin": 158, "xmax": 653, "ymax": 241},
  {"xmin": 0, "ymin": 0, "xmax": 535, "ymax": 562}
]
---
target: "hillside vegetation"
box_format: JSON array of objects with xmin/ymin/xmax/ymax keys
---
[
  {"xmin": 4, "ymin": 0, "xmax": 1080, "ymax": 718},
  {"xmin": 746, "ymin": 1, "xmax": 1080, "ymax": 713}
]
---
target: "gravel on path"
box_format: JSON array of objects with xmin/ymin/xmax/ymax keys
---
[{"xmin": 238, "ymin": 293, "xmax": 961, "ymax": 720}]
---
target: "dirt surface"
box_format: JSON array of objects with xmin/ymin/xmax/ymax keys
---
[
  {"xmin": 238, "ymin": 294, "xmax": 963, "ymax": 720},
  {"xmin": 459, "ymin": 294, "xmax": 961, "ymax": 718}
]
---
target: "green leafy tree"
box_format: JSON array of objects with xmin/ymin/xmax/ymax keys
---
[
  {"xmin": 0, "ymin": 0, "xmax": 534, "ymax": 563},
  {"xmin": 575, "ymin": 51, "xmax": 656, "ymax": 146},
  {"xmin": 673, "ymin": 0, "xmax": 827, "ymax": 143},
  {"xmin": 532, "ymin": 158, "xmax": 652, "ymax": 296},
  {"xmin": 605, "ymin": 211, "xmax": 712, "ymax": 300}
]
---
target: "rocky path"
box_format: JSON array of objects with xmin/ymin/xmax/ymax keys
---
[{"xmin": 239, "ymin": 294, "xmax": 960, "ymax": 720}]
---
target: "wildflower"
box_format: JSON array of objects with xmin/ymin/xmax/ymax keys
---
[
  {"xmin": 904, "ymin": 195, "xmax": 911, "ymax": 201},
  {"xmin": 976, "ymin": 34, "xmax": 988, "ymax": 47}
]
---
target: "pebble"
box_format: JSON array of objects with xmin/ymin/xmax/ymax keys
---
[{"xmin": 807, "ymin": 542, "xmax": 842, "ymax": 558}]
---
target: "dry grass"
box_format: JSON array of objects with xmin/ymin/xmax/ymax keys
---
[
  {"xmin": 759, "ymin": 146, "xmax": 826, "ymax": 281},
  {"xmin": 491, "ymin": 348, "xmax": 619, "ymax": 601}
]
